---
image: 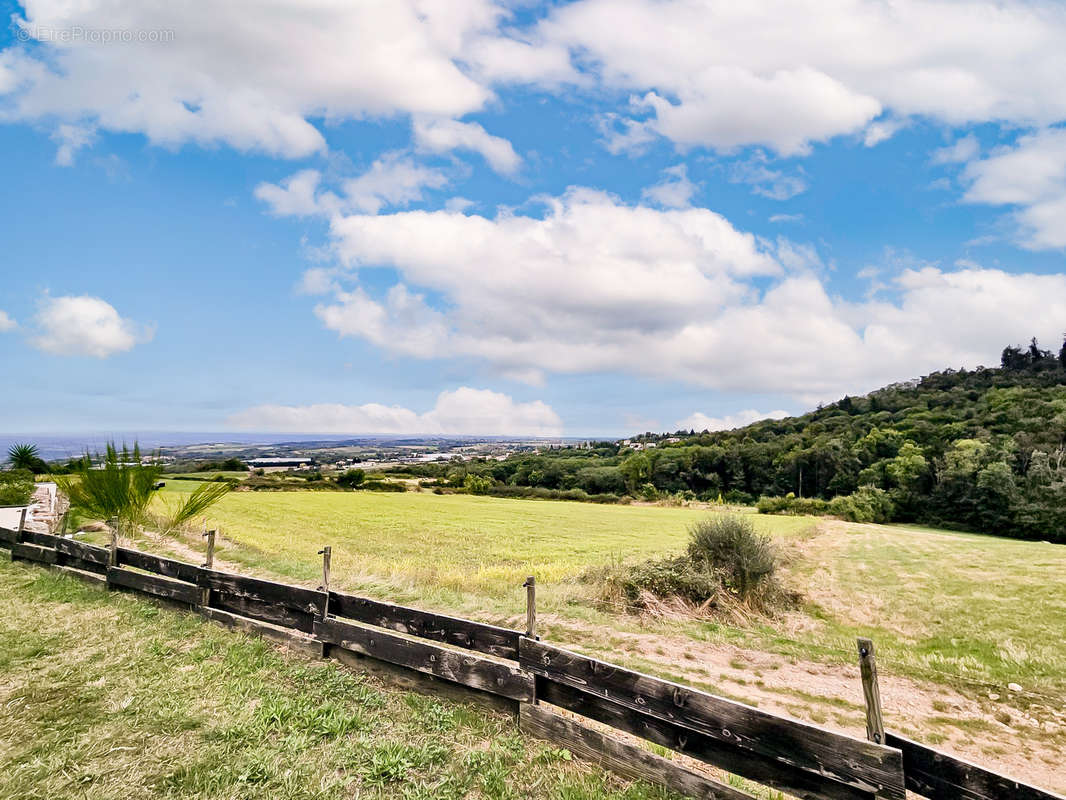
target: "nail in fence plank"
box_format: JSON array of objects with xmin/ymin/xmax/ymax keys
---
[
  {"xmin": 885, "ymin": 732, "xmax": 1066, "ymax": 800},
  {"xmin": 329, "ymin": 590, "xmax": 521, "ymax": 661},
  {"xmin": 199, "ymin": 569, "xmax": 326, "ymax": 616},
  {"xmin": 315, "ymin": 616, "xmax": 534, "ymax": 703},
  {"xmin": 54, "ymin": 538, "xmax": 109, "ymax": 573},
  {"xmin": 11, "ymin": 542, "xmax": 58, "ymax": 565},
  {"xmin": 117, "ymin": 548, "xmax": 201, "ymax": 584},
  {"xmin": 537, "ymin": 678, "xmax": 877, "ymax": 800},
  {"xmin": 523, "ymin": 639, "xmax": 904, "ymax": 800},
  {"xmin": 106, "ymin": 567, "xmax": 200, "ymax": 606},
  {"xmin": 520, "ymin": 703, "xmax": 755, "ymax": 800}
]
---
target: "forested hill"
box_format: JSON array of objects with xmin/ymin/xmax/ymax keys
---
[{"xmin": 394, "ymin": 338, "xmax": 1066, "ymax": 542}]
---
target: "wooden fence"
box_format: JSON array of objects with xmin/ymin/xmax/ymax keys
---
[{"xmin": 1, "ymin": 523, "xmax": 1061, "ymax": 800}]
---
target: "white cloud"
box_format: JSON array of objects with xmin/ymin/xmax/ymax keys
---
[
  {"xmin": 962, "ymin": 128, "xmax": 1066, "ymax": 249},
  {"xmin": 729, "ymin": 152, "xmax": 807, "ymax": 200},
  {"xmin": 677, "ymin": 409, "xmax": 790, "ymax": 432},
  {"xmin": 31, "ymin": 295, "xmax": 152, "ymax": 358},
  {"xmin": 0, "ymin": 311, "xmax": 16, "ymax": 331},
  {"xmin": 227, "ymin": 387, "xmax": 563, "ymax": 436},
  {"xmin": 51, "ymin": 123, "xmax": 94, "ymax": 166},
  {"xmin": 932, "ymin": 134, "xmax": 980, "ymax": 165},
  {"xmin": 255, "ymin": 154, "xmax": 449, "ymax": 218},
  {"xmin": 342, "ymin": 153, "xmax": 449, "ymax": 214},
  {"xmin": 769, "ymin": 213, "xmax": 803, "ymax": 224},
  {"xmin": 413, "ymin": 117, "xmax": 521, "ymax": 175},
  {"xmin": 642, "ymin": 164, "xmax": 697, "ymax": 208},
  {"xmin": 0, "ymin": 0, "xmax": 553, "ymax": 159},
  {"xmin": 538, "ymin": 0, "xmax": 1066, "ymax": 154},
  {"xmin": 302, "ymin": 187, "xmax": 1066, "ymax": 399}
]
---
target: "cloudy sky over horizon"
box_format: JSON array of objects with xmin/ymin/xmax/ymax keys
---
[{"xmin": 2, "ymin": 0, "xmax": 1066, "ymax": 437}]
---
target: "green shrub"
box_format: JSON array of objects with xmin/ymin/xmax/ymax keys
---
[
  {"xmin": 0, "ymin": 469, "xmax": 35, "ymax": 506},
  {"xmin": 336, "ymin": 468, "xmax": 366, "ymax": 488},
  {"xmin": 609, "ymin": 556, "xmax": 720, "ymax": 606},
  {"xmin": 828, "ymin": 485, "xmax": 895, "ymax": 522},
  {"xmin": 599, "ymin": 514, "xmax": 783, "ymax": 615},
  {"xmin": 688, "ymin": 515, "xmax": 776, "ymax": 598},
  {"xmin": 463, "ymin": 474, "xmax": 494, "ymax": 495}
]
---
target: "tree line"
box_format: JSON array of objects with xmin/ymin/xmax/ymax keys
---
[{"xmin": 391, "ymin": 337, "xmax": 1066, "ymax": 542}]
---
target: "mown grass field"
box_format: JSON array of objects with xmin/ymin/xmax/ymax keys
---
[
  {"xmin": 0, "ymin": 559, "xmax": 680, "ymax": 800},
  {"xmin": 146, "ymin": 486, "xmax": 1066, "ymax": 705}
]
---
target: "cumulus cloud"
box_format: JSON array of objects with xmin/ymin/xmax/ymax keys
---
[
  {"xmin": 227, "ymin": 387, "xmax": 563, "ymax": 436},
  {"xmin": 255, "ymin": 154, "xmax": 449, "ymax": 218},
  {"xmin": 295, "ymin": 188, "xmax": 1066, "ymax": 400},
  {"xmin": 31, "ymin": 295, "xmax": 152, "ymax": 357},
  {"xmin": 642, "ymin": 164, "xmax": 697, "ymax": 208},
  {"xmin": 962, "ymin": 128, "xmax": 1066, "ymax": 249},
  {"xmin": 0, "ymin": 0, "xmax": 564, "ymax": 159},
  {"xmin": 538, "ymin": 0, "xmax": 1066, "ymax": 154},
  {"xmin": 0, "ymin": 311, "xmax": 16, "ymax": 331},
  {"xmin": 932, "ymin": 134, "xmax": 980, "ymax": 165},
  {"xmin": 677, "ymin": 409, "xmax": 790, "ymax": 432},
  {"xmin": 413, "ymin": 117, "xmax": 521, "ymax": 175}
]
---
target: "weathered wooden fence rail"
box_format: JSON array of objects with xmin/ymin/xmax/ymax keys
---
[{"xmin": 0, "ymin": 524, "xmax": 1061, "ymax": 800}]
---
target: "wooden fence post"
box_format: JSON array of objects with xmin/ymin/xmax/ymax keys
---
[
  {"xmin": 200, "ymin": 529, "xmax": 216, "ymax": 607},
  {"xmin": 16, "ymin": 507, "xmax": 27, "ymax": 539},
  {"xmin": 108, "ymin": 516, "xmax": 119, "ymax": 567},
  {"xmin": 318, "ymin": 546, "xmax": 332, "ymax": 619},
  {"xmin": 857, "ymin": 637, "xmax": 885, "ymax": 745},
  {"xmin": 523, "ymin": 576, "xmax": 537, "ymax": 640}
]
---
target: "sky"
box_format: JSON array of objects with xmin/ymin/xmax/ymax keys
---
[{"xmin": 2, "ymin": 0, "xmax": 1066, "ymax": 439}]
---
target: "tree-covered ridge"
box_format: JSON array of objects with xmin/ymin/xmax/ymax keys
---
[{"xmin": 393, "ymin": 338, "xmax": 1066, "ymax": 542}]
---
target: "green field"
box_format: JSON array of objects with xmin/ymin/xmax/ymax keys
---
[
  {"xmin": 0, "ymin": 559, "xmax": 679, "ymax": 800},
  {"xmin": 146, "ymin": 487, "xmax": 1066, "ymax": 694}
]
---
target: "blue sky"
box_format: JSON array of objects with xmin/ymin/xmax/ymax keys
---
[{"xmin": 2, "ymin": 0, "xmax": 1066, "ymax": 437}]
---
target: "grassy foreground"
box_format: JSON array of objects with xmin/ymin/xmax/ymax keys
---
[{"xmin": 0, "ymin": 558, "xmax": 679, "ymax": 800}]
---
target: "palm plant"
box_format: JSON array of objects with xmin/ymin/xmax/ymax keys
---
[
  {"xmin": 56, "ymin": 442, "xmax": 232, "ymax": 534},
  {"xmin": 7, "ymin": 442, "xmax": 44, "ymax": 473}
]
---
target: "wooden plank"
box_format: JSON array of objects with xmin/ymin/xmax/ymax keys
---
[
  {"xmin": 117, "ymin": 548, "xmax": 201, "ymax": 584},
  {"xmin": 51, "ymin": 564, "xmax": 108, "ymax": 587},
  {"xmin": 210, "ymin": 590, "xmax": 316, "ymax": 633},
  {"xmin": 327, "ymin": 644, "xmax": 520, "ymax": 717},
  {"xmin": 199, "ymin": 569, "xmax": 325, "ymax": 616},
  {"xmin": 19, "ymin": 530, "xmax": 59, "ymax": 548},
  {"xmin": 520, "ymin": 703, "xmax": 754, "ymax": 800},
  {"xmin": 538, "ymin": 677, "xmax": 879, "ymax": 800},
  {"xmin": 11, "ymin": 542, "xmax": 58, "ymax": 565},
  {"xmin": 523, "ymin": 638, "xmax": 904, "ymax": 800},
  {"xmin": 330, "ymin": 590, "xmax": 521, "ymax": 660},
  {"xmin": 54, "ymin": 538, "xmax": 109, "ymax": 572},
  {"xmin": 885, "ymin": 732, "xmax": 1066, "ymax": 800},
  {"xmin": 198, "ymin": 606, "xmax": 324, "ymax": 659},
  {"xmin": 315, "ymin": 616, "xmax": 533, "ymax": 703},
  {"xmin": 106, "ymin": 567, "xmax": 200, "ymax": 605},
  {"xmin": 0, "ymin": 526, "xmax": 18, "ymax": 546}
]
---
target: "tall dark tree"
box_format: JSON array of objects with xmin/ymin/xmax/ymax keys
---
[
  {"xmin": 1028, "ymin": 337, "xmax": 1051, "ymax": 362},
  {"xmin": 1001, "ymin": 345, "xmax": 1028, "ymax": 370},
  {"xmin": 1060, "ymin": 336, "xmax": 1066, "ymax": 369}
]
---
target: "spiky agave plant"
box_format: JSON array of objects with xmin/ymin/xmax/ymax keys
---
[
  {"xmin": 7, "ymin": 442, "xmax": 43, "ymax": 472},
  {"xmin": 56, "ymin": 442, "xmax": 233, "ymax": 535},
  {"xmin": 56, "ymin": 443, "xmax": 162, "ymax": 529}
]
